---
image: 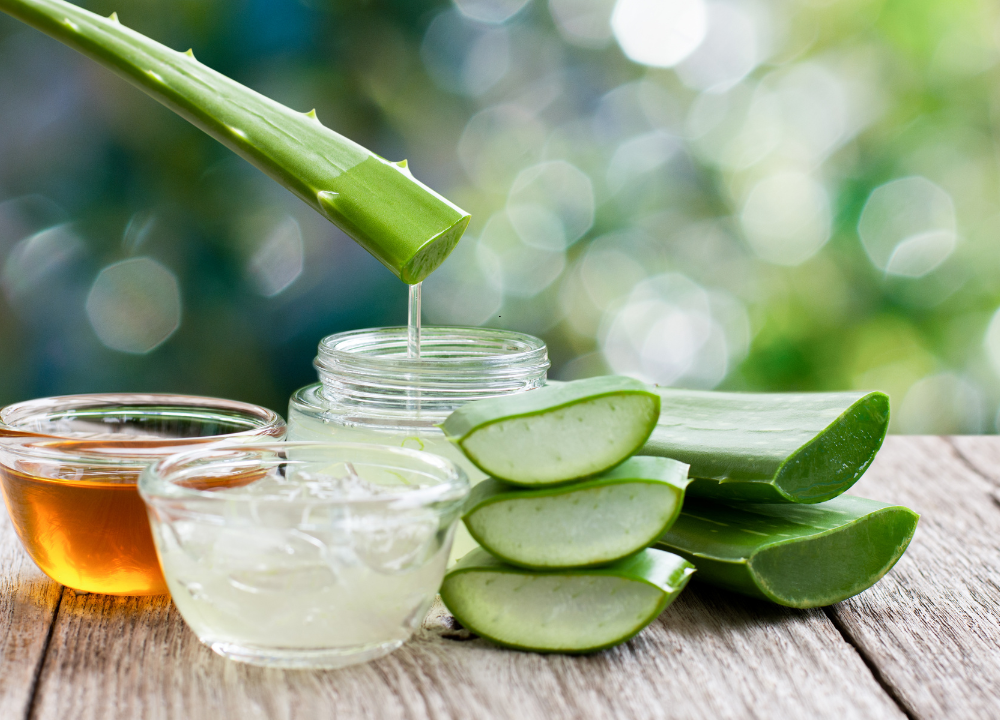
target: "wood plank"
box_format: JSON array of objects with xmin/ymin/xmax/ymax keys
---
[
  {"xmin": 828, "ymin": 436, "xmax": 1000, "ymax": 720},
  {"xmin": 0, "ymin": 504, "xmax": 62, "ymax": 719},
  {"xmin": 947, "ymin": 436, "xmax": 1000, "ymax": 489},
  {"xmin": 30, "ymin": 578, "xmax": 904, "ymax": 719}
]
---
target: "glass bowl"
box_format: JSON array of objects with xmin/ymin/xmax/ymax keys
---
[
  {"xmin": 0, "ymin": 394, "xmax": 285, "ymax": 595},
  {"xmin": 139, "ymin": 441, "xmax": 468, "ymax": 669}
]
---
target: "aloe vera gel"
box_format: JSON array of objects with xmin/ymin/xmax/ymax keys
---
[
  {"xmin": 463, "ymin": 457, "xmax": 689, "ymax": 569},
  {"xmin": 442, "ymin": 376, "xmax": 660, "ymax": 486},
  {"xmin": 288, "ymin": 327, "xmax": 549, "ymax": 562},
  {"xmin": 440, "ymin": 379, "xmax": 695, "ymax": 653},
  {"xmin": 441, "ymin": 548, "xmax": 693, "ymax": 653}
]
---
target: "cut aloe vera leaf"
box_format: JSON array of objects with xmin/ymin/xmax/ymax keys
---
[
  {"xmin": 441, "ymin": 376, "xmax": 660, "ymax": 486},
  {"xmin": 463, "ymin": 457, "xmax": 690, "ymax": 569},
  {"xmin": 440, "ymin": 547, "xmax": 693, "ymax": 653},
  {"xmin": 640, "ymin": 388, "xmax": 889, "ymax": 503},
  {"xmin": 655, "ymin": 494, "xmax": 917, "ymax": 608},
  {"xmin": 0, "ymin": 0, "xmax": 469, "ymax": 284}
]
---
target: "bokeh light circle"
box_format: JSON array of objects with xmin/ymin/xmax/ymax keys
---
[
  {"xmin": 453, "ymin": 0, "xmax": 531, "ymax": 25},
  {"xmin": 676, "ymin": 1, "xmax": 760, "ymax": 92},
  {"xmin": 508, "ymin": 160, "xmax": 595, "ymax": 248},
  {"xmin": 857, "ymin": 176, "xmax": 957, "ymax": 278},
  {"xmin": 548, "ymin": 0, "xmax": 616, "ymax": 48},
  {"xmin": 740, "ymin": 171, "xmax": 831, "ymax": 266},
  {"xmin": 611, "ymin": 0, "xmax": 708, "ymax": 68},
  {"xmin": 247, "ymin": 216, "xmax": 304, "ymax": 297},
  {"xmin": 86, "ymin": 257, "xmax": 181, "ymax": 354},
  {"xmin": 599, "ymin": 273, "xmax": 749, "ymax": 387},
  {"xmin": 477, "ymin": 210, "xmax": 566, "ymax": 297}
]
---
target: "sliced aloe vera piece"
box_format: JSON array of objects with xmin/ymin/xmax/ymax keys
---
[
  {"xmin": 0, "ymin": 0, "xmax": 469, "ymax": 284},
  {"xmin": 640, "ymin": 388, "xmax": 889, "ymax": 503},
  {"xmin": 442, "ymin": 376, "xmax": 660, "ymax": 486},
  {"xmin": 463, "ymin": 457, "xmax": 689, "ymax": 569},
  {"xmin": 440, "ymin": 548, "xmax": 693, "ymax": 653},
  {"xmin": 655, "ymin": 495, "xmax": 917, "ymax": 608}
]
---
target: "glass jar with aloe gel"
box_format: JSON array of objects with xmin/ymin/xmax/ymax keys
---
[{"xmin": 288, "ymin": 327, "xmax": 549, "ymax": 561}]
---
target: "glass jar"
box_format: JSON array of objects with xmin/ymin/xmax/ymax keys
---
[
  {"xmin": 0, "ymin": 394, "xmax": 285, "ymax": 595},
  {"xmin": 140, "ymin": 440, "xmax": 468, "ymax": 669},
  {"xmin": 288, "ymin": 327, "xmax": 548, "ymax": 560}
]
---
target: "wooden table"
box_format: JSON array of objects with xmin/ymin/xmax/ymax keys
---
[{"xmin": 1, "ymin": 436, "xmax": 998, "ymax": 719}]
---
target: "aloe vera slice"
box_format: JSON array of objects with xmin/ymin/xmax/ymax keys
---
[
  {"xmin": 442, "ymin": 376, "xmax": 660, "ymax": 486},
  {"xmin": 655, "ymin": 495, "xmax": 917, "ymax": 608},
  {"xmin": 640, "ymin": 388, "xmax": 889, "ymax": 503},
  {"xmin": 440, "ymin": 548, "xmax": 693, "ymax": 653},
  {"xmin": 463, "ymin": 457, "xmax": 689, "ymax": 569},
  {"xmin": 0, "ymin": 0, "xmax": 469, "ymax": 284}
]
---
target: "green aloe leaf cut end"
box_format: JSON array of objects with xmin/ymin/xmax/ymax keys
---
[
  {"xmin": 642, "ymin": 389, "xmax": 890, "ymax": 503},
  {"xmin": 656, "ymin": 495, "xmax": 918, "ymax": 608},
  {"xmin": 440, "ymin": 548, "xmax": 694, "ymax": 653},
  {"xmin": 0, "ymin": 0, "xmax": 470, "ymax": 284},
  {"xmin": 441, "ymin": 376, "xmax": 660, "ymax": 486},
  {"xmin": 463, "ymin": 456, "xmax": 690, "ymax": 569}
]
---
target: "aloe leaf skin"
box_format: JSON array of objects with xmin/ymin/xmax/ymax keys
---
[
  {"xmin": 640, "ymin": 388, "xmax": 890, "ymax": 504},
  {"xmin": 0, "ymin": 0, "xmax": 469, "ymax": 284},
  {"xmin": 440, "ymin": 547, "xmax": 694, "ymax": 654},
  {"xmin": 655, "ymin": 495, "xmax": 918, "ymax": 608},
  {"xmin": 463, "ymin": 457, "xmax": 690, "ymax": 569},
  {"xmin": 441, "ymin": 376, "xmax": 660, "ymax": 487}
]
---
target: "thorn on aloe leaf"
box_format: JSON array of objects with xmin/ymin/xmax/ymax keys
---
[
  {"xmin": 316, "ymin": 190, "xmax": 339, "ymax": 214},
  {"xmin": 184, "ymin": 48, "xmax": 195, "ymax": 58},
  {"xmin": 305, "ymin": 109, "xmax": 320, "ymax": 122},
  {"xmin": 108, "ymin": 11, "xmax": 119, "ymax": 23},
  {"xmin": 395, "ymin": 159, "xmax": 408, "ymax": 169}
]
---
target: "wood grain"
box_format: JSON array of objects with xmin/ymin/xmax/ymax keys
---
[
  {"xmin": 947, "ymin": 436, "xmax": 1000, "ymax": 488},
  {"xmin": 829, "ymin": 436, "xmax": 1000, "ymax": 719},
  {"xmin": 28, "ymin": 578, "xmax": 902, "ymax": 719},
  {"xmin": 0, "ymin": 506, "xmax": 61, "ymax": 719}
]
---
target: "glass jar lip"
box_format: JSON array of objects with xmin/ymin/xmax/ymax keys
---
[
  {"xmin": 139, "ymin": 440, "xmax": 469, "ymax": 506},
  {"xmin": 315, "ymin": 326, "xmax": 549, "ymax": 375},
  {"xmin": 0, "ymin": 393, "xmax": 286, "ymax": 468}
]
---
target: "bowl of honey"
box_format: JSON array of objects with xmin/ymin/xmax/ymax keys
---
[{"xmin": 0, "ymin": 394, "xmax": 285, "ymax": 595}]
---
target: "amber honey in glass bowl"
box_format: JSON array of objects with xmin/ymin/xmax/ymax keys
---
[{"xmin": 0, "ymin": 394, "xmax": 285, "ymax": 595}]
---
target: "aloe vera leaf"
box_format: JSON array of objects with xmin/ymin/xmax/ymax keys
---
[
  {"xmin": 440, "ymin": 547, "xmax": 693, "ymax": 653},
  {"xmin": 463, "ymin": 456, "xmax": 690, "ymax": 569},
  {"xmin": 655, "ymin": 494, "xmax": 918, "ymax": 608},
  {"xmin": 639, "ymin": 388, "xmax": 890, "ymax": 503},
  {"xmin": 0, "ymin": 0, "xmax": 469, "ymax": 284},
  {"xmin": 441, "ymin": 376, "xmax": 660, "ymax": 486}
]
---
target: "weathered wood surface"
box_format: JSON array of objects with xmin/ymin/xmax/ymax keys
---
[
  {"xmin": 0, "ymin": 436, "xmax": 997, "ymax": 719},
  {"xmin": 828, "ymin": 437, "xmax": 1000, "ymax": 719},
  {"xmin": 25, "ymin": 588, "xmax": 903, "ymax": 720},
  {"xmin": 0, "ymin": 504, "xmax": 61, "ymax": 719}
]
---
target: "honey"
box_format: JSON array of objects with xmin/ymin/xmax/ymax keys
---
[
  {"xmin": 0, "ymin": 466, "xmax": 165, "ymax": 595},
  {"xmin": 0, "ymin": 393, "xmax": 286, "ymax": 596}
]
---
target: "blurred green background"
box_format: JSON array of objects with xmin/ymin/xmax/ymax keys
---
[{"xmin": 1, "ymin": 0, "xmax": 999, "ymax": 433}]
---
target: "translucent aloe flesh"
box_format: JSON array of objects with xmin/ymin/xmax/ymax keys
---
[
  {"xmin": 440, "ymin": 547, "xmax": 693, "ymax": 653},
  {"xmin": 463, "ymin": 457, "xmax": 690, "ymax": 569},
  {"xmin": 655, "ymin": 495, "xmax": 917, "ymax": 608},
  {"xmin": 0, "ymin": 0, "xmax": 470, "ymax": 284},
  {"xmin": 640, "ymin": 389, "xmax": 889, "ymax": 503},
  {"xmin": 442, "ymin": 376, "xmax": 660, "ymax": 486}
]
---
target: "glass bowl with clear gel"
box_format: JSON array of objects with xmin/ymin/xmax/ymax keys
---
[{"xmin": 139, "ymin": 440, "xmax": 468, "ymax": 669}]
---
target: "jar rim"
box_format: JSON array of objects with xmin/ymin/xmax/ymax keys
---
[
  {"xmin": 315, "ymin": 326, "xmax": 549, "ymax": 374},
  {"xmin": 0, "ymin": 394, "xmax": 286, "ymax": 471},
  {"xmin": 139, "ymin": 440, "xmax": 469, "ymax": 507},
  {"xmin": 310, "ymin": 327, "xmax": 549, "ymax": 423}
]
